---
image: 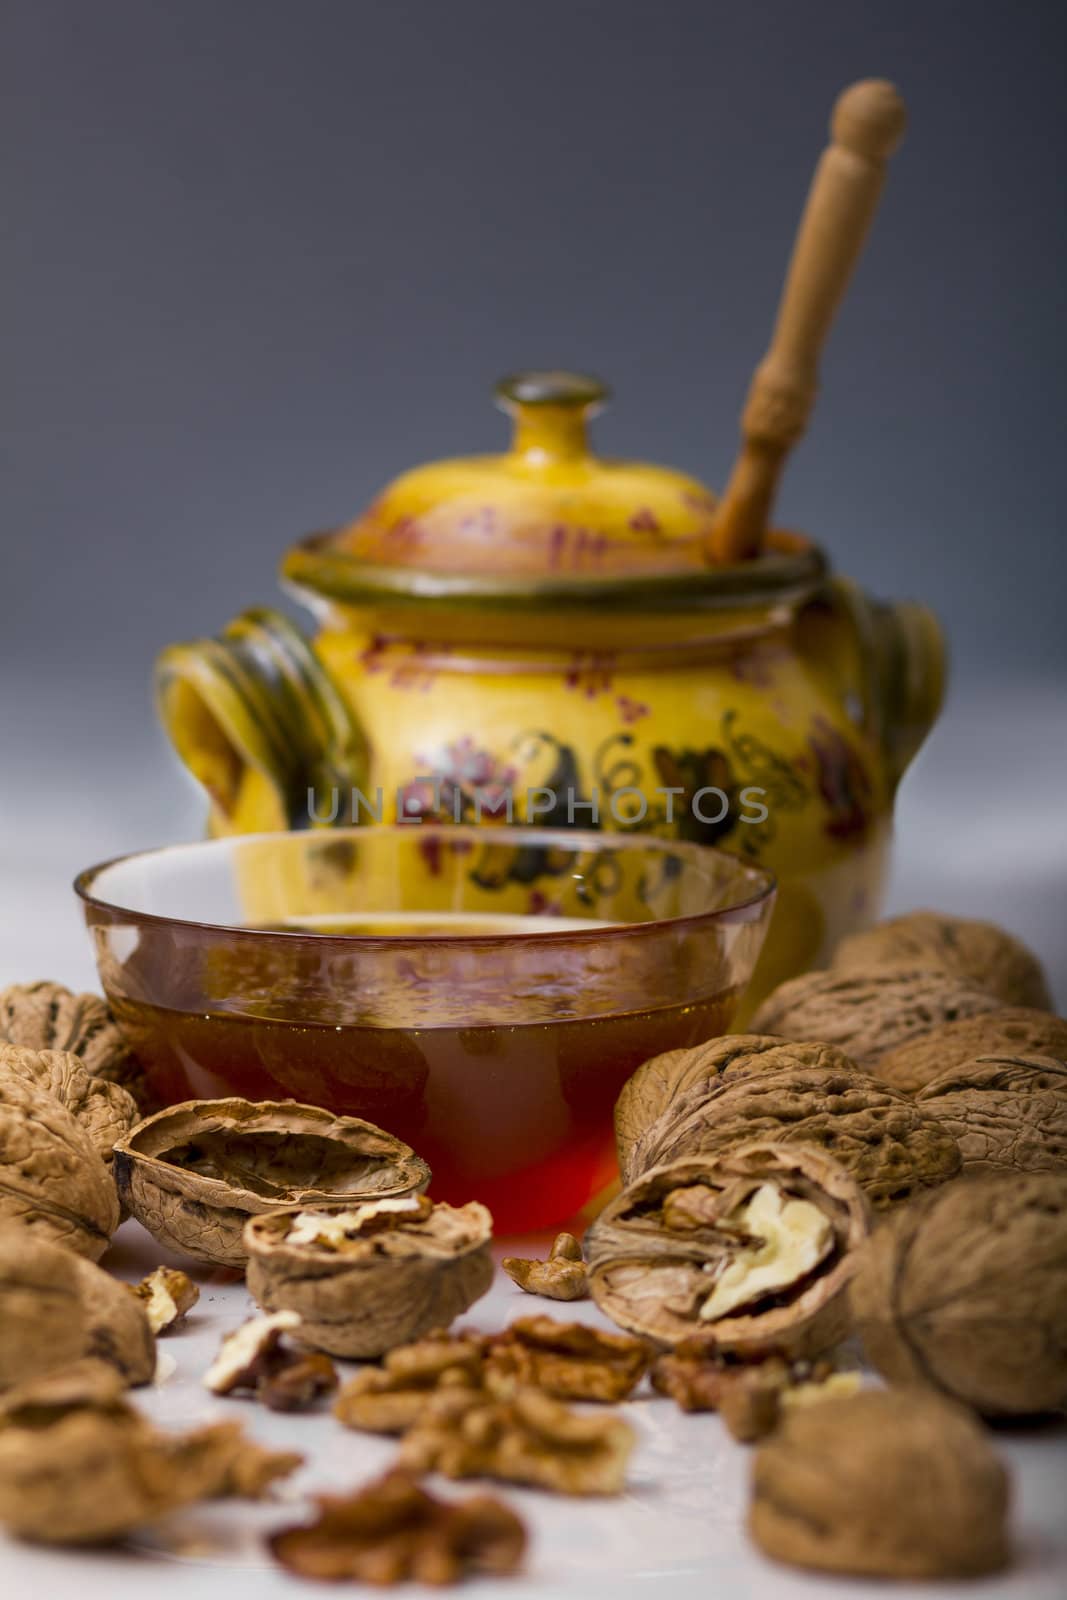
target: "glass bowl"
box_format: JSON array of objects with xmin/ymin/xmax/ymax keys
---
[{"xmin": 76, "ymin": 826, "xmax": 775, "ymax": 1232}]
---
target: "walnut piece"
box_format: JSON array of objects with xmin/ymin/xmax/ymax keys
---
[
  {"xmin": 0, "ymin": 1043, "xmax": 139, "ymax": 1167},
  {"xmin": 0, "ymin": 1360, "xmax": 301, "ymax": 1544},
  {"xmin": 619, "ymin": 1045, "xmax": 960, "ymax": 1210},
  {"xmin": 0, "ymin": 1075, "xmax": 119, "ymax": 1259},
  {"xmin": 269, "ymin": 1468, "xmax": 526, "ymax": 1585},
  {"xmin": 244, "ymin": 1197, "xmax": 492, "ymax": 1358},
  {"xmin": 129, "ymin": 1266, "xmax": 200, "ymax": 1334},
  {"xmin": 916, "ymin": 1053, "xmax": 1067, "ymax": 1175},
  {"xmin": 650, "ymin": 1335, "xmax": 857, "ymax": 1440},
  {"xmin": 875, "ymin": 1008, "xmax": 1067, "ymax": 1093},
  {"xmin": 850, "ymin": 1170, "xmax": 1067, "ymax": 1417},
  {"xmin": 334, "ymin": 1332, "xmax": 485, "ymax": 1434},
  {"xmin": 833, "ymin": 909, "xmax": 1051, "ymax": 1010},
  {"xmin": 0, "ymin": 979, "xmax": 147, "ymax": 1103},
  {"xmin": 616, "ymin": 1035, "xmax": 857, "ymax": 1185},
  {"xmin": 0, "ymin": 1229, "xmax": 155, "ymax": 1391},
  {"xmin": 502, "ymin": 1232, "xmax": 588, "ymax": 1300},
  {"xmin": 203, "ymin": 1309, "xmax": 336, "ymax": 1409},
  {"xmin": 335, "ymin": 1316, "xmax": 649, "ymax": 1431},
  {"xmin": 748, "ymin": 1389, "xmax": 1011, "ymax": 1578},
  {"xmin": 397, "ymin": 1383, "xmax": 635, "ymax": 1495},
  {"xmin": 114, "ymin": 1098, "xmax": 430, "ymax": 1267},
  {"xmin": 482, "ymin": 1316, "xmax": 651, "ymax": 1403},
  {"xmin": 586, "ymin": 1143, "xmax": 869, "ymax": 1353},
  {"xmin": 749, "ymin": 966, "xmax": 1001, "ymax": 1070}
]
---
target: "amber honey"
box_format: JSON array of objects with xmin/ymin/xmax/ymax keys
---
[
  {"xmin": 111, "ymin": 965, "xmax": 736, "ymax": 1233},
  {"xmin": 82, "ymin": 830, "xmax": 772, "ymax": 1234}
]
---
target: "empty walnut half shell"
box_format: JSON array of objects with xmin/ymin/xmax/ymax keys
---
[
  {"xmin": 244, "ymin": 1197, "xmax": 493, "ymax": 1358},
  {"xmin": 585, "ymin": 1143, "xmax": 869, "ymax": 1355},
  {"xmin": 113, "ymin": 1099, "xmax": 431, "ymax": 1267}
]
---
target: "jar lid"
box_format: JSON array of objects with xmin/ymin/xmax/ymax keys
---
[
  {"xmin": 330, "ymin": 371, "xmax": 718, "ymax": 578},
  {"xmin": 283, "ymin": 372, "xmax": 826, "ymax": 616}
]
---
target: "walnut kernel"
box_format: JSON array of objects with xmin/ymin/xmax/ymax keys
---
[
  {"xmin": 502, "ymin": 1233, "xmax": 588, "ymax": 1300},
  {"xmin": 269, "ymin": 1469, "xmax": 526, "ymax": 1585}
]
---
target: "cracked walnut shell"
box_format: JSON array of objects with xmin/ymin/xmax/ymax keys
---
[
  {"xmin": 0, "ymin": 1229, "xmax": 155, "ymax": 1390},
  {"xmin": 833, "ymin": 909, "xmax": 1051, "ymax": 1010},
  {"xmin": 269, "ymin": 1469, "xmax": 526, "ymax": 1585},
  {"xmin": 615, "ymin": 1035, "xmax": 860, "ymax": 1186},
  {"xmin": 0, "ymin": 1074, "xmax": 119, "ymax": 1258},
  {"xmin": 850, "ymin": 1171, "xmax": 1067, "ymax": 1417},
  {"xmin": 749, "ymin": 1388, "xmax": 1011, "ymax": 1578},
  {"xmin": 586, "ymin": 1143, "xmax": 869, "ymax": 1354},
  {"xmin": 113, "ymin": 1098, "xmax": 430, "ymax": 1267},
  {"xmin": 0, "ymin": 1042, "xmax": 139, "ymax": 1167},
  {"xmin": 620, "ymin": 1052, "xmax": 960, "ymax": 1210},
  {"xmin": 0, "ymin": 980, "xmax": 145, "ymax": 1103},
  {"xmin": 916, "ymin": 1053, "xmax": 1067, "ymax": 1175},
  {"xmin": 0, "ymin": 1360, "xmax": 301, "ymax": 1543},
  {"xmin": 874, "ymin": 1008, "xmax": 1067, "ymax": 1094},
  {"xmin": 244, "ymin": 1196, "xmax": 492, "ymax": 1357},
  {"xmin": 749, "ymin": 966, "xmax": 1001, "ymax": 1069}
]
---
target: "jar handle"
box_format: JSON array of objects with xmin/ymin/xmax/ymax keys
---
[
  {"xmin": 155, "ymin": 608, "xmax": 368, "ymax": 830},
  {"xmin": 802, "ymin": 577, "xmax": 946, "ymax": 792}
]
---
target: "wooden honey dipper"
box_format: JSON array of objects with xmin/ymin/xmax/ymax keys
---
[{"xmin": 707, "ymin": 80, "xmax": 907, "ymax": 565}]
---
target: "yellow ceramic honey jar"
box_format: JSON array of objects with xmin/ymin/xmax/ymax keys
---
[{"xmin": 155, "ymin": 80, "xmax": 944, "ymax": 1005}]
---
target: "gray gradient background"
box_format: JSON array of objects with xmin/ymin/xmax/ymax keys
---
[{"xmin": 2, "ymin": 0, "xmax": 1065, "ymax": 997}]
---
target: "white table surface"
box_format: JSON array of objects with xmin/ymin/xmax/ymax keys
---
[
  {"xmin": 1, "ymin": 1223, "xmax": 1064, "ymax": 1600},
  {"xmin": 1, "ymin": 677, "xmax": 1065, "ymax": 1596}
]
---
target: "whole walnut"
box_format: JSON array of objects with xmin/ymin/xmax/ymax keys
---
[
  {"xmin": 916, "ymin": 1054, "xmax": 1067, "ymax": 1176},
  {"xmin": 749, "ymin": 966, "xmax": 1001, "ymax": 1069},
  {"xmin": 0, "ymin": 1229, "xmax": 155, "ymax": 1390},
  {"xmin": 615, "ymin": 1034, "xmax": 857, "ymax": 1183},
  {"xmin": 0, "ymin": 1075, "xmax": 119, "ymax": 1258},
  {"xmin": 833, "ymin": 910, "xmax": 1051, "ymax": 1010},
  {"xmin": 0, "ymin": 980, "xmax": 146, "ymax": 1103},
  {"xmin": 875, "ymin": 1008, "xmax": 1067, "ymax": 1094},
  {"xmin": 0, "ymin": 1043, "xmax": 138, "ymax": 1166},
  {"xmin": 749, "ymin": 1388, "xmax": 1011, "ymax": 1579},
  {"xmin": 850, "ymin": 1172, "xmax": 1067, "ymax": 1416},
  {"xmin": 0, "ymin": 1361, "xmax": 300, "ymax": 1543},
  {"xmin": 618, "ymin": 1048, "xmax": 960, "ymax": 1210}
]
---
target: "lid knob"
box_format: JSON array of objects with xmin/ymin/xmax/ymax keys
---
[{"xmin": 494, "ymin": 370, "xmax": 609, "ymax": 463}]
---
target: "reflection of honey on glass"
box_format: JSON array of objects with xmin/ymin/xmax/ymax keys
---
[{"xmin": 110, "ymin": 911, "xmax": 737, "ymax": 1232}]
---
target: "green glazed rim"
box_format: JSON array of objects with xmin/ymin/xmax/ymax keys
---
[{"xmin": 281, "ymin": 529, "xmax": 829, "ymax": 615}]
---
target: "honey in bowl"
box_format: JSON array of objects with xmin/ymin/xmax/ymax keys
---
[{"xmin": 78, "ymin": 827, "xmax": 774, "ymax": 1233}]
